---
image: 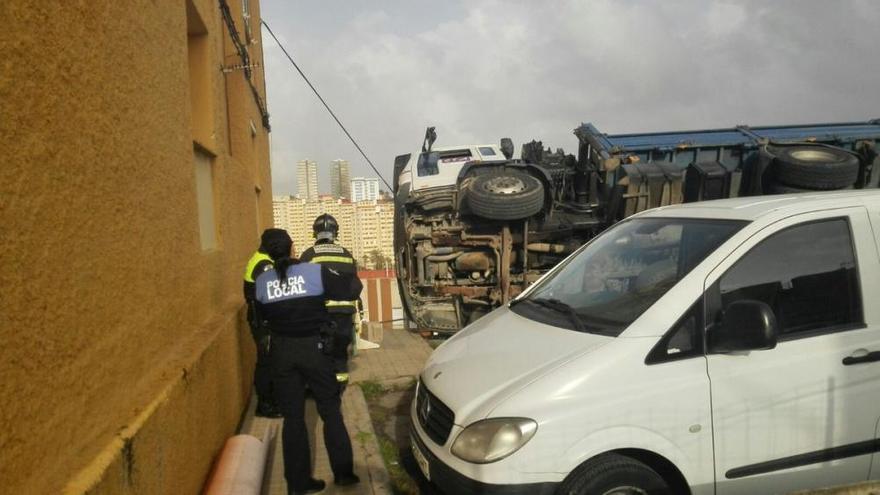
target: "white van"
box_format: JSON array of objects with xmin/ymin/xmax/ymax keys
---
[{"xmin": 410, "ymin": 191, "xmax": 880, "ymax": 495}]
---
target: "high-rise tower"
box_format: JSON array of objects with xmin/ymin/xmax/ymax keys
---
[
  {"xmin": 330, "ymin": 159, "xmax": 351, "ymax": 199},
  {"xmin": 296, "ymin": 159, "xmax": 318, "ymax": 200}
]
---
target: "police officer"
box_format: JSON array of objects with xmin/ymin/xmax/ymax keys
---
[
  {"xmin": 299, "ymin": 214, "xmax": 362, "ymax": 388},
  {"xmin": 254, "ymin": 230, "xmax": 362, "ymax": 495},
  {"xmin": 242, "ymin": 229, "xmax": 287, "ymax": 418}
]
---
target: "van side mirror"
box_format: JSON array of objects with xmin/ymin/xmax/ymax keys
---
[
  {"xmin": 500, "ymin": 138, "xmax": 514, "ymax": 159},
  {"xmin": 422, "ymin": 126, "xmax": 437, "ymax": 153},
  {"xmin": 708, "ymin": 300, "xmax": 777, "ymax": 353}
]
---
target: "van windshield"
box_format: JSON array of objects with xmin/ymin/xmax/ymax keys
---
[{"xmin": 511, "ymin": 218, "xmax": 746, "ymax": 336}]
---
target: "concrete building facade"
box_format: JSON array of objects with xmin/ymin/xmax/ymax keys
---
[
  {"xmin": 0, "ymin": 1, "xmax": 272, "ymax": 493},
  {"xmin": 273, "ymin": 195, "xmax": 354, "ymax": 259},
  {"xmin": 330, "ymin": 159, "xmax": 351, "ymax": 199},
  {"xmin": 273, "ymin": 196, "xmax": 394, "ymax": 269},
  {"xmin": 351, "ymin": 177, "xmax": 380, "ymax": 202},
  {"xmin": 297, "ymin": 159, "xmax": 319, "ymax": 200},
  {"xmin": 351, "ymin": 200, "xmax": 395, "ymax": 269}
]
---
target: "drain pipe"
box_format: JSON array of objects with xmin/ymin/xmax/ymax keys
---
[{"xmin": 203, "ymin": 426, "xmax": 276, "ymax": 495}]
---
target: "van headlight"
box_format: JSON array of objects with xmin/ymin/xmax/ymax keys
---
[{"xmin": 450, "ymin": 418, "xmax": 538, "ymax": 464}]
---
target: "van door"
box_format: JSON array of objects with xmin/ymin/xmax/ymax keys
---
[
  {"xmin": 862, "ymin": 198, "xmax": 880, "ymax": 482},
  {"xmin": 705, "ymin": 208, "xmax": 880, "ymax": 494}
]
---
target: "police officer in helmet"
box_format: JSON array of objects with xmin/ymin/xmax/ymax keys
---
[
  {"xmin": 299, "ymin": 214, "xmax": 362, "ymax": 389},
  {"xmin": 254, "ymin": 229, "xmax": 362, "ymax": 494}
]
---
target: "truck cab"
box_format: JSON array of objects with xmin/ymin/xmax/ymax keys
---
[
  {"xmin": 393, "ymin": 130, "xmax": 595, "ymax": 333},
  {"xmin": 397, "ymin": 144, "xmax": 507, "ymax": 193}
]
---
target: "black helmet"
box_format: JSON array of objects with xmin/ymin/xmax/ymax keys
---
[{"xmin": 313, "ymin": 213, "xmax": 339, "ymax": 241}]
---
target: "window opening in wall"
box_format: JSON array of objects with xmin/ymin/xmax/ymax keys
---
[
  {"xmin": 194, "ymin": 148, "xmax": 218, "ymax": 250},
  {"xmin": 187, "ymin": 0, "xmax": 214, "ymax": 149}
]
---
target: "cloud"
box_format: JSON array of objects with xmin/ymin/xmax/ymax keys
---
[{"xmin": 261, "ymin": 0, "xmax": 880, "ymax": 195}]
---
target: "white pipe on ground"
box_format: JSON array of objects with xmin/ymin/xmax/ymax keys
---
[{"xmin": 203, "ymin": 426, "xmax": 276, "ymax": 495}]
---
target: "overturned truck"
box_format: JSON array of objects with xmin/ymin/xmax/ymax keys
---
[{"xmin": 393, "ymin": 120, "xmax": 880, "ymax": 333}]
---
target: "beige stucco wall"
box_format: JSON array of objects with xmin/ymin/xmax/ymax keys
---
[{"xmin": 0, "ymin": 0, "xmax": 272, "ymax": 493}]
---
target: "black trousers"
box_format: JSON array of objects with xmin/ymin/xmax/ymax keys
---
[
  {"xmin": 329, "ymin": 313, "xmax": 354, "ymax": 373},
  {"xmin": 271, "ymin": 334, "xmax": 354, "ymax": 491},
  {"xmin": 248, "ymin": 323, "xmax": 273, "ymax": 404}
]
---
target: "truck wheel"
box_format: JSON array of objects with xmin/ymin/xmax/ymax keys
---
[
  {"xmin": 558, "ymin": 453, "xmax": 671, "ymax": 495},
  {"xmin": 770, "ymin": 182, "xmax": 855, "ymax": 194},
  {"xmin": 769, "ymin": 183, "xmax": 813, "ymax": 194},
  {"xmin": 773, "ymin": 146, "xmax": 858, "ymax": 190},
  {"xmin": 466, "ymin": 170, "xmax": 544, "ymax": 220}
]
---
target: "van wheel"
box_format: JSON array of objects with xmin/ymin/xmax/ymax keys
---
[
  {"xmin": 558, "ymin": 453, "xmax": 671, "ymax": 495},
  {"xmin": 466, "ymin": 170, "xmax": 544, "ymax": 220},
  {"xmin": 773, "ymin": 146, "xmax": 859, "ymax": 190}
]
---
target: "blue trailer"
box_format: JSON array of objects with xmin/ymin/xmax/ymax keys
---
[{"xmin": 574, "ymin": 119, "xmax": 880, "ymax": 221}]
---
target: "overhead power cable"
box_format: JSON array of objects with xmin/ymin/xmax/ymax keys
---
[
  {"xmin": 261, "ymin": 19, "xmax": 392, "ymax": 190},
  {"xmin": 219, "ymin": 0, "xmax": 270, "ymax": 130}
]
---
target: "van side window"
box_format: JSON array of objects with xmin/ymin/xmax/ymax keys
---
[
  {"xmin": 646, "ymin": 299, "xmax": 703, "ymax": 365},
  {"xmin": 715, "ymin": 218, "xmax": 862, "ymax": 340}
]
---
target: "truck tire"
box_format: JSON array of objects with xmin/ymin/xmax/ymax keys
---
[
  {"xmin": 558, "ymin": 453, "xmax": 671, "ymax": 495},
  {"xmin": 773, "ymin": 146, "xmax": 858, "ymax": 190},
  {"xmin": 769, "ymin": 183, "xmax": 813, "ymax": 194},
  {"xmin": 770, "ymin": 182, "xmax": 855, "ymax": 195},
  {"xmin": 466, "ymin": 170, "xmax": 544, "ymax": 220}
]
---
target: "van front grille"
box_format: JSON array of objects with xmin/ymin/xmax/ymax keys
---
[{"xmin": 415, "ymin": 381, "xmax": 454, "ymax": 445}]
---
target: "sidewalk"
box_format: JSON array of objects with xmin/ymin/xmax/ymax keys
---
[{"xmin": 238, "ymin": 326, "xmax": 433, "ymax": 495}]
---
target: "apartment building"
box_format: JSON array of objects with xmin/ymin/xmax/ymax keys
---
[
  {"xmin": 351, "ymin": 200, "xmax": 395, "ymax": 268},
  {"xmin": 273, "ymin": 196, "xmax": 394, "ymax": 269},
  {"xmin": 296, "ymin": 159, "xmax": 319, "ymax": 200},
  {"xmin": 330, "ymin": 159, "xmax": 351, "ymax": 199},
  {"xmin": 351, "ymin": 176, "xmax": 380, "ymax": 202}
]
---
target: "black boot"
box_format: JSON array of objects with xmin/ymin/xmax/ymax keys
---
[
  {"xmin": 335, "ymin": 473, "xmax": 360, "ymax": 486},
  {"xmin": 290, "ymin": 478, "xmax": 325, "ymax": 495},
  {"xmin": 255, "ymin": 400, "xmax": 282, "ymax": 418}
]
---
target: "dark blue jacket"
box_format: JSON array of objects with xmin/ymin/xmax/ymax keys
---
[{"xmin": 254, "ymin": 261, "xmax": 362, "ymax": 337}]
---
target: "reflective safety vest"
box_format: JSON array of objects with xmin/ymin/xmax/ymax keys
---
[
  {"xmin": 244, "ymin": 251, "xmax": 273, "ymax": 283},
  {"xmin": 300, "ymin": 242, "xmax": 358, "ymax": 313}
]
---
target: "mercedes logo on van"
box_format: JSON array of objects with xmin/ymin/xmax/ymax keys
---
[{"xmin": 419, "ymin": 396, "xmax": 432, "ymax": 424}]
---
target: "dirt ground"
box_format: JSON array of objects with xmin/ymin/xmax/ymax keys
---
[{"xmin": 359, "ymin": 377, "xmax": 442, "ymax": 495}]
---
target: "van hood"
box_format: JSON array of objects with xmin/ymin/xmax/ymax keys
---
[{"xmin": 420, "ymin": 305, "xmax": 611, "ymax": 425}]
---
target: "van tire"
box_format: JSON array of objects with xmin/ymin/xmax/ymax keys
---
[
  {"xmin": 773, "ymin": 146, "xmax": 859, "ymax": 190},
  {"xmin": 558, "ymin": 453, "xmax": 671, "ymax": 495},
  {"xmin": 466, "ymin": 170, "xmax": 545, "ymax": 220}
]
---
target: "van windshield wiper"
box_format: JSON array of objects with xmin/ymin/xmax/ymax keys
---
[{"xmin": 527, "ymin": 297, "xmax": 586, "ymax": 333}]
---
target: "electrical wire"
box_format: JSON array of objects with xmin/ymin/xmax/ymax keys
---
[
  {"xmin": 261, "ymin": 19, "xmax": 392, "ymax": 190},
  {"xmin": 219, "ymin": 0, "xmax": 271, "ymax": 129}
]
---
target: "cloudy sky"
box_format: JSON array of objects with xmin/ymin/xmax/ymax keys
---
[{"xmin": 259, "ymin": 0, "xmax": 880, "ymax": 196}]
